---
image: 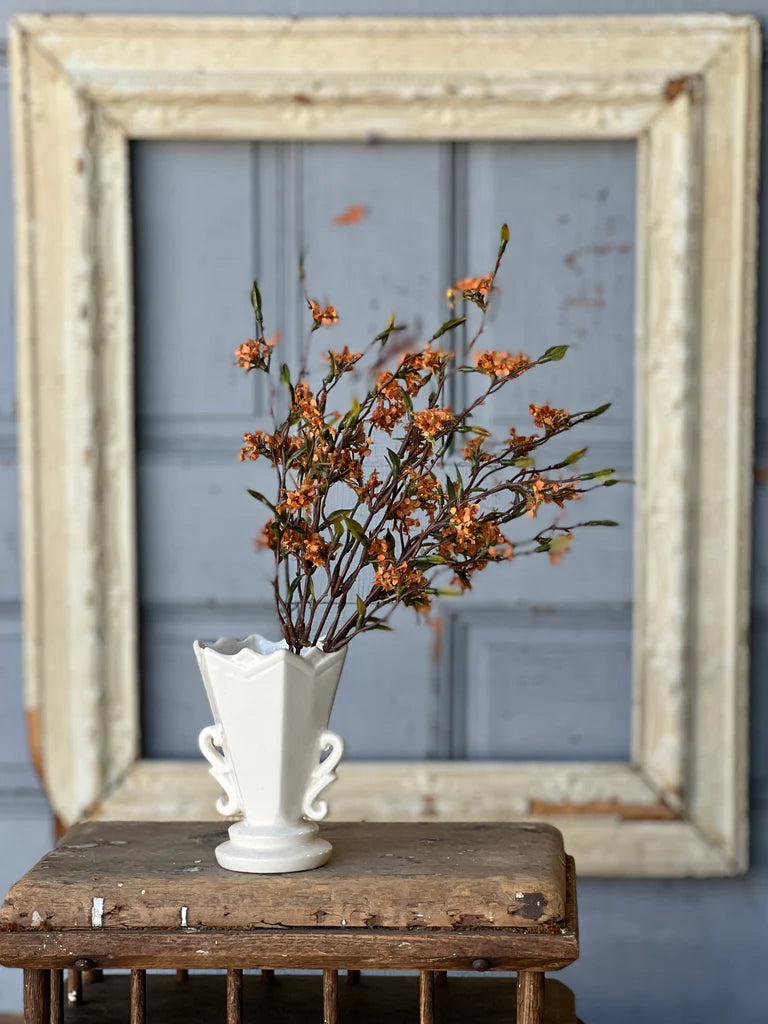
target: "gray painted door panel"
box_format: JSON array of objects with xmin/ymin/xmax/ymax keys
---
[{"xmin": 133, "ymin": 139, "xmax": 635, "ymax": 763}]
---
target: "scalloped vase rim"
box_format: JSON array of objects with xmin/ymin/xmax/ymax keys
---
[{"xmin": 194, "ymin": 633, "xmax": 345, "ymax": 676}]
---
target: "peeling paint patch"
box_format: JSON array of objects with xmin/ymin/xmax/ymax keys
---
[
  {"xmin": 31, "ymin": 911, "xmax": 43, "ymax": 927},
  {"xmin": 181, "ymin": 906, "xmax": 188, "ymax": 928},
  {"xmin": 91, "ymin": 897, "xmax": 104, "ymax": 928}
]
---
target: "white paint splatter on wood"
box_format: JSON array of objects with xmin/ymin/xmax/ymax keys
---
[{"xmin": 91, "ymin": 897, "xmax": 104, "ymax": 928}]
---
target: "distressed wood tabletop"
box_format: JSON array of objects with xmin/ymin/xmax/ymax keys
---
[{"xmin": 1, "ymin": 821, "xmax": 567, "ymax": 932}]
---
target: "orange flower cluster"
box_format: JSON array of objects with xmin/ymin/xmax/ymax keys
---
[
  {"xmin": 371, "ymin": 374, "xmax": 408, "ymax": 433},
  {"xmin": 529, "ymin": 403, "xmax": 570, "ymax": 433},
  {"xmin": 277, "ymin": 478, "xmax": 322, "ymax": 515},
  {"xmin": 462, "ymin": 436, "xmax": 492, "ymax": 463},
  {"xmin": 446, "ymin": 274, "xmax": 493, "ymax": 310},
  {"xmin": 445, "ymin": 504, "xmax": 502, "ymax": 557},
  {"xmin": 527, "ymin": 477, "xmax": 581, "ymax": 518},
  {"xmin": 235, "ymin": 334, "xmax": 279, "ymax": 370},
  {"xmin": 240, "ymin": 430, "xmax": 303, "ymax": 463},
  {"xmin": 412, "ymin": 408, "xmax": 454, "ymax": 438},
  {"xmin": 258, "ymin": 519, "xmax": 329, "ymax": 568},
  {"xmin": 374, "ymin": 561, "xmax": 427, "ymax": 594},
  {"xmin": 507, "ymin": 428, "xmax": 538, "ymax": 455},
  {"xmin": 328, "ymin": 346, "xmax": 362, "ymax": 370},
  {"xmin": 475, "ymin": 350, "xmax": 531, "ymax": 379},
  {"xmin": 391, "ymin": 496, "xmax": 421, "ymax": 531},
  {"xmin": 293, "ymin": 382, "xmax": 326, "ymax": 430},
  {"xmin": 309, "ymin": 300, "xmax": 339, "ymax": 327},
  {"xmin": 352, "ymin": 469, "xmax": 380, "ymax": 504}
]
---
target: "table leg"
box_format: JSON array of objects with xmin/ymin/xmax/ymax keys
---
[
  {"xmin": 226, "ymin": 969, "xmax": 243, "ymax": 1024},
  {"xmin": 23, "ymin": 970, "xmax": 50, "ymax": 1024},
  {"xmin": 50, "ymin": 970, "xmax": 64, "ymax": 1024},
  {"xmin": 517, "ymin": 971, "xmax": 544, "ymax": 1024},
  {"xmin": 323, "ymin": 969, "xmax": 339, "ymax": 1024},
  {"xmin": 419, "ymin": 970, "xmax": 435, "ymax": 1024},
  {"xmin": 130, "ymin": 969, "xmax": 146, "ymax": 1024},
  {"xmin": 66, "ymin": 969, "xmax": 82, "ymax": 1006}
]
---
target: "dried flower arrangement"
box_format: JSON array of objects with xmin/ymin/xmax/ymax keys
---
[{"xmin": 236, "ymin": 226, "xmax": 618, "ymax": 655}]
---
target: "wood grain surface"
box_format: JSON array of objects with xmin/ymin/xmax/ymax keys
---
[{"xmin": 0, "ymin": 821, "xmax": 567, "ymax": 930}]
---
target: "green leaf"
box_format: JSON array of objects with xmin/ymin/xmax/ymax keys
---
[
  {"xmin": 375, "ymin": 314, "xmax": 407, "ymax": 344},
  {"xmin": 356, "ymin": 595, "xmax": 366, "ymax": 627},
  {"xmin": 603, "ymin": 479, "xmax": 622, "ymax": 487},
  {"xmin": 343, "ymin": 516, "xmax": 369, "ymax": 545},
  {"xmin": 455, "ymin": 466, "xmax": 465, "ymax": 499},
  {"xmin": 579, "ymin": 468, "xmax": 614, "ymax": 480},
  {"xmin": 562, "ymin": 447, "xmax": 588, "ymax": 465},
  {"xmin": 247, "ymin": 489, "xmax": 276, "ymax": 512},
  {"xmin": 514, "ymin": 456, "xmax": 535, "ymax": 469},
  {"xmin": 327, "ymin": 507, "xmax": 354, "ymax": 523},
  {"xmin": 250, "ymin": 281, "xmax": 263, "ymax": 317},
  {"xmin": 583, "ymin": 520, "xmax": 619, "ymax": 527},
  {"xmin": 436, "ymin": 587, "xmax": 462, "ymax": 598},
  {"xmin": 431, "ymin": 316, "xmax": 467, "ymax": 340},
  {"xmin": 446, "ymin": 477, "xmax": 456, "ymax": 503},
  {"xmin": 500, "ymin": 223, "xmax": 510, "ymax": 244},
  {"xmin": 386, "ymin": 449, "xmax": 401, "ymax": 476},
  {"xmin": 540, "ymin": 344, "xmax": 569, "ymax": 363},
  {"xmin": 401, "ymin": 389, "xmax": 413, "ymax": 415},
  {"xmin": 280, "ymin": 363, "xmax": 292, "ymax": 387},
  {"xmin": 580, "ymin": 402, "xmax": 612, "ymax": 421}
]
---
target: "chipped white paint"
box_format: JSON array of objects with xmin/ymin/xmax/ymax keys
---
[
  {"xmin": 31, "ymin": 910, "xmax": 43, "ymax": 927},
  {"xmin": 8, "ymin": 14, "xmax": 758, "ymax": 876},
  {"xmin": 181, "ymin": 906, "xmax": 188, "ymax": 928},
  {"xmin": 91, "ymin": 897, "xmax": 104, "ymax": 928}
]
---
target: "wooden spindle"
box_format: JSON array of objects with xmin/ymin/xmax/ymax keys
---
[
  {"xmin": 516, "ymin": 971, "xmax": 545, "ymax": 1024},
  {"xmin": 419, "ymin": 970, "xmax": 435, "ymax": 1024},
  {"xmin": 261, "ymin": 969, "xmax": 275, "ymax": 984},
  {"xmin": 84, "ymin": 968, "xmax": 103, "ymax": 983},
  {"xmin": 175, "ymin": 969, "xmax": 188, "ymax": 983},
  {"xmin": 129, "ymin": 969, "xmax": 146, "ymax": 1024},
  {"xmin": 347, "ymin": 969, "xmax": 361, "ymax": 985},
  {"xmin": 323, "ymin": 969, "xmax": 338, "ymax": 1024},
  {"xmin": 23, "ymin": 970, "xmax": 50, "ymax": 1024},
  {"xmin": 50, "ymin": 970, "xmax": 64, "ymax": 1024},
  {"xmin": 226, "ymin": 969, "xmax": 243, "ymax": 1024},
  {"xmin": 66, "ymin": 969, "xmax": 82, "ymax": 1006}
]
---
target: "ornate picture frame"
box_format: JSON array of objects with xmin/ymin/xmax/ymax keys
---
[{"xmin": 10, "ymin": 15, "xmax": 759, "ymax": 874}]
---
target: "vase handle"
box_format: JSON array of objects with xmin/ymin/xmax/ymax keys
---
[
  {"xmin": 302, "ymin": 730, "xmax": 345, "ymax": 822},
  {"xmin": 198, "ymin": 723, "xmax": 241, "ymax": 817}
]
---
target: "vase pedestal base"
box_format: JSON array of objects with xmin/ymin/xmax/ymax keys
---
[{"xmin": 215, "ymin": 821, "xmax": 332, "ymax": 874}]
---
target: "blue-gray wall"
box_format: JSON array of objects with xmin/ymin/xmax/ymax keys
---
[{"xmin": 0, "ymin": 3, "xmax": 766, "ymax": 1021}]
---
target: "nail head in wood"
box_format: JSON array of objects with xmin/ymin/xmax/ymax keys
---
[
  {"xmin": 73, "ymin": 959, "xmax": 95, "ymax": 971},
  {"xmin": 472, "ymin": 958, "xmax": 491, "ymax": 972},
  {"xmin": 129, "ymin": 969, "xmax": 146, "ymax": 1024},
  {"xmin": 226, "ymin": 969, "xmax": 243, "ymax": 1024}
]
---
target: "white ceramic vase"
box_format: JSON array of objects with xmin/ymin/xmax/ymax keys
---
[{"xmin": 194, "ymin": 634, "xmax": 346, "ymax": 873}]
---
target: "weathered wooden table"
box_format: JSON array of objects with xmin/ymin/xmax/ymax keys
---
[{"xmin": 0, "ymin": 821, "xmax": 580, "ymax": 1023}]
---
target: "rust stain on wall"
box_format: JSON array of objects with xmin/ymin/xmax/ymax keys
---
[{"xmin": 529, "ymin": 798, "xmax": 681, "ymax": 821}]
